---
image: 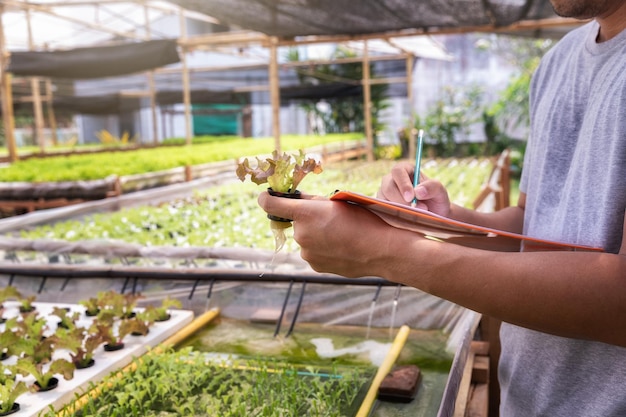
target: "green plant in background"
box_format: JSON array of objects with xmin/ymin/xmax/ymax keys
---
[
  {"xmin": 481, "ymin": 36, "xmax": 553, "ymax": 159},
  {"xmin": 410, "ymin": 85, "xmax": 484, "ymax": 157},
  {"xmin": 285, "ymin": 46, "xmax": 390, "ymax": 141},
  {"xmin": 0, "ymin": 133, "xmax": 360, "ymax": 182},
  {"xmin": 16, "ymin": 158, "xmax": 496, "ymax": 253}
]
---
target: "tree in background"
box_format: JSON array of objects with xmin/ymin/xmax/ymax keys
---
[
  {"xmin": 403, "ymin": 35, "xmax": 554, "ymax": 159},
  {"xmin": 482, "ymin": 36, "xmax": 554, "ymax": 154}
]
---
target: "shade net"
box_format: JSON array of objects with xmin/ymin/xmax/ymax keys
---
[
  {"xmin": 170, "ymin": 0, "xmax": 557, "ymax": 38},
  {"xmin": 7, "ymin": 39, "xmax": 181, "ymax": 79}
]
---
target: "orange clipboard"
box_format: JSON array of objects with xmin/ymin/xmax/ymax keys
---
[{"xmin": 330, "ymin": 191, "xmax": 603, "ymax": 253}]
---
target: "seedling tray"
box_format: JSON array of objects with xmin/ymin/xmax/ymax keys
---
[{"xmin": 0, "ymin": 301, "xmax": 194, "ymax": 417}]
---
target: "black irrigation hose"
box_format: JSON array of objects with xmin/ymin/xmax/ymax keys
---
[
  {"xmin": 0, "ymin": 263, "xmax": 397, "ymax": 288},
  {"xmin": 285, "ymin": 281, "xmax": 307, "ymax": 338},
  {"xmin": 189, "ymin": 279, "xmax": 201, "ymax": 300},
  {"xmin": 274, "ymin": 280, "xmax": 294, "ymax": 338}
]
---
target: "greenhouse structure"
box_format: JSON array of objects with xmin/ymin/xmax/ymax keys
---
[{"xmin": 0, "ymin": 1, "xmax": 591, "ymax": 417}]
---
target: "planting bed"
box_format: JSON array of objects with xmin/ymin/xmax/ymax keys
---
[{"xmin": 3, "ymin": 158, "xmax": 494, "ymax": 263}]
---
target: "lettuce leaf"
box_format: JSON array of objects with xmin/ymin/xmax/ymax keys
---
[{"xmin": 236, "ymin": 150, "xmax": 322, "ymax": 193}]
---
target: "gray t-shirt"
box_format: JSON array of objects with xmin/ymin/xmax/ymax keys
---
[{"xmin": 499, "ymin": 21, "xmax": 626, "ymax": 416}]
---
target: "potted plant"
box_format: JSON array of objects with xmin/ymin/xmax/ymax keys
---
[
  {"xmin": 139, "ymin": 297, "xmax": 182, "ymax": 323},
  {"xmin": 98, "ymin": 291, "xmax": 143, "ymax": 319},
  {"xmin": 14, "ymin": 356, "xmax": 74, "ymax": 392},
  {"xmin": 51, "ymin": 307, "xmax": 80, "ymax": 330},
  {"xmin": 56, "ymin": 325, "xmax": 106, "ymax": 370},
  {"xmin": 0, "ymin": 286, "xmax": 21, "ymax": 303},
  {"xmin": 236, "ymin": 149, "xmax": 323, "ymax": 251},
  {"xmin": 96, "ymin": 311, "xmax": 149, "ymax": 351},
  {"xmin": 79, "ymin": 296, "xmax": 100, "ymax": 317},
  {"xmin": 18, "ymin": 295, "xmax": 36, "ymax": 314},
  {"xmin": 0, "ymin": 366, "xmax": 28, "ymax": 416}
]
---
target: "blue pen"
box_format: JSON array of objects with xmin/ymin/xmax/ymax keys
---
[{"xmin": 411, "ymin": 129, "xmax": 424, "ymax": 207}]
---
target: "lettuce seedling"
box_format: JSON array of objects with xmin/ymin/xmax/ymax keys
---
[
  {"xmin": 236, "ymin": 150, "xmax": 323, "ymax": 252},
  {"xmin": 0, "ymin": 368, "xmax": 27, "ymax": 415},
  {"xmin": 15, "ymin": 357, "xmax": 74, "ymax": 392},
  {"xmin": 0, "ymin": 286, "xmax": 21, "ymax": 307}
]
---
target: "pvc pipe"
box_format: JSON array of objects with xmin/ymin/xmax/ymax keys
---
[
  {"xmin": 356, "ymin": 324, "xmax": 411, "ymax": 417},
  {"xmin": 157, "ymin": 308, "xmax": 220, "ymax": 350}
]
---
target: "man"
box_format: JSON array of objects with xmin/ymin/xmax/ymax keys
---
[{"xmin": 258, "ymin": 0, "xmax": 625, "ymax": 415}]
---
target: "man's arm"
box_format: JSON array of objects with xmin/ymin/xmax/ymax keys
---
[{"xmin": 258, "ymin": 193, "xmax": 626, "ymax": 348}]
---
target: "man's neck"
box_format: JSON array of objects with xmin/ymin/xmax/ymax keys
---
[{"xmin": 596, "ymin": 1, "xmax": 626, "ymax": 41}]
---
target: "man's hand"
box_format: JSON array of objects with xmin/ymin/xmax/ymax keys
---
[{"xmin": 377, "ymin": 161, "xmax": 452, "ymax": 216}]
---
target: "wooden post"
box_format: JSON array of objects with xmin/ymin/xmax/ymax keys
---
[
  {"xmin": 362, "ymin": 40, "xmax": 374, "ymax": 161},
  {"xmin": 25, "ymin": 7, "xmax": 45, "ymax": 153},
  {"xmin": 179, "ymin": 8, "xmax": 192, "ymax": 145},
  {"xmin": 31, "ymin": 77, "xmax": 45, "ymax": 151},
  {"xmin": 144, "ymin": 3, "xmax": 159, "ymax": 145},
  {"xmin": 406, "ymin": 54, "xmax": 416, "ymax": 159},
  {"xmin": 269, "ymin": 37, "xmax": 281, "ymax": 153},
  {"xmin": 0, "ymin": 5, "xmax": 17, "ymax": 162},
  {"xmin": 45, "ymin": 79, "xmax": 58, "ymax": 146}
]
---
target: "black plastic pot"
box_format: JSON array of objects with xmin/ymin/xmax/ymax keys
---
[
  {"xmin": 155, "ymin": 313, "xmax": 171, "ymax": 322},
  {"xmin": 104, "ymin": 342, "xmax": 125, "ymax": 352},
  {"xmin": 75, "ymin": 358, "xmax": 96, "ymax": 370},
  {"xmin": 35, "ymin": 377, "xmax": 59, "ymax": 392},
  {"xmin": 0, "ymin": 402, "xmax": 20, "ymax": 416},
  {"xmin": 267, "ymin": 189, "xmax": 301, "ymax": 222}
]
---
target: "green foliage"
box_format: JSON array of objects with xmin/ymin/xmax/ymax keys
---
[
  {"xmin": 410, "ymin": 85, "xmax": 484, "ymax": 157},
  {"xmin": 483, "ymin": 36, "xmax": 553, "ymax": 144},
  {"xmin": 15, "ymin": 357, "xmax": 74, "ymax": 391},
  {"xmin": 0, "ymin": 371, "xmax": 27, "ymax": 414},
  {"xmin": 0, "ymin": 286, "xmax": 21, "ymax": 304},
  {"xmin": 0, "ymin": 133, "xmax": 361, "ymax": 182},
  {"xmin": 286, "ymin": 46, "xmax": 390, "ymax": 138},
  {"xmin": 52, "ymin": 347, "xmax": 369, "ymax": 417},
  {"xmin": 17, "ymin": 158, "xmax": 494, "ymax": 253},
  {"xmin": 139, "ymin": 297, "xmax": 182, "ymax": 323}
]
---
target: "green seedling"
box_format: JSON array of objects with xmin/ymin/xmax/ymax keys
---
[
  {"xmin": 15, "ymin": 357, "xmax": 74, "ymax": 392},
  {"xmin": 0, "ymin": 286, "xmax": 21, "ymax": 307},
  {"xmin": 0, "ymin": 366, "xmax": 28, "ymax": 415},
  {"xmin": 139, "ymin": 297, "xmax": 182, "ymax": 323}
]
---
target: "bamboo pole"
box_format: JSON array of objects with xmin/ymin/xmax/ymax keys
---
[
  {"xmin": 25, "ymin": 7, "xmax": 45, "ymax": 152},
  {"xmin": 45, "ymin": 79, "xmax": 58, "ymax": 146},
  {"xmin": 144, "ymin": 3, "xmax": 158, "ymax": 145},
  {"xmin": 269, "ymin": 36, "xmax": 281, "ymax": 153},
  {"xmin": 362, "ymin": 40, "xmax": 374, "ymax": 161},
  {"xmin": 0, "ymin": 5, "xmax": 17, "ymax": 162},
  {"xmin": 179, "ymin": 8, "xmax": 192, "ymax": 145},
  {"xmin": 406, "ymin": 54, "xmax": 416, "ymax": 159}
]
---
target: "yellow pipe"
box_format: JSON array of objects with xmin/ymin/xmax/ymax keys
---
[
  {"xmin": 56, "ymin": 308, "xmax": 220, "ymax": 417},
  {"xmin": 355, "ymin": 324, "xmax": 411, "ymax": 417}
]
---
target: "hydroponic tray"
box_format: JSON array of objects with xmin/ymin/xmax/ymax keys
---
[{"xmin": 0, "ymin": 301, "xmax": 194, "ymax": 417}]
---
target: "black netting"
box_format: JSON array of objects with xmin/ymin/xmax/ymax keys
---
[{"xmin": 171, "ymin": 0, "xmax": 556, "ymax": 38}]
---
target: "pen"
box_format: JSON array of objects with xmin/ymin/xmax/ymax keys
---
[{"xmin": 411, "ymin": 129, "xmax": 424, "ymax": 207}]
